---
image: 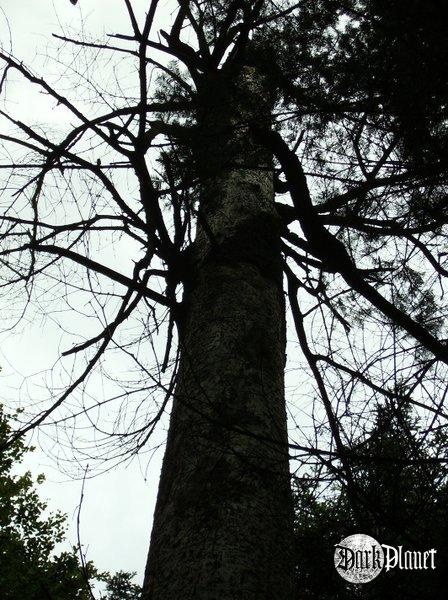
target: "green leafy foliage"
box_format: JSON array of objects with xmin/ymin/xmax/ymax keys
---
[
  {"xmin": 0, "ymin": 404, "xmax": 96, "ymax": 599},
  {"xmin": 0, "ymin": 404, "xmax": 142, "ymax": 599}
]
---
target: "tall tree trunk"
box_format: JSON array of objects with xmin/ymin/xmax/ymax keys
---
[{"xmin": 142, "ymin": 66, "xmax": 295, "ymax": 600}]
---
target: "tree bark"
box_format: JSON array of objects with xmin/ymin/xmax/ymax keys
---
[{"xmin": 142, "ymin": 66, "xmax": 295, "ymax": 600}]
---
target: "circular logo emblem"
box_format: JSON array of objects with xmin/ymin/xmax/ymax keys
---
[{"xmin": 334, "ymin": 534, "xmax": 384, "ymax": 583}]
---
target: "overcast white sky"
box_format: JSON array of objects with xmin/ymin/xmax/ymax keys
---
[{"xmin": 0, "ymin": 0, "xmax": 178, "ymax": 585}]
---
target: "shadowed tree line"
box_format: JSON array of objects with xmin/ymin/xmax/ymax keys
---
[{"xmin": 294, "ymin": 402, "xmax": 448, "ymax": 599}]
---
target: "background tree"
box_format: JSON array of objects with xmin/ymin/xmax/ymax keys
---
[
  {"xmin": 0, "ymin": 401, "xmax": 142, "ymax": 600},
  {"xmin": 0, "ymin": 402, "xmax": 96, "ymax": 600},
  {"xmin": 294, "ymin": 401, "xmax": 448, "ymax": 600},
  {"xmin": 1, "ymin": 1, "xmax": 447, "ymax": 599},
  {"xmin": 100, "ymin": 571, "xmax": 142, "ymax": 600}
]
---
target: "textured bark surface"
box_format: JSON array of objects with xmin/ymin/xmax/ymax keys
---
[{"xmin": 142, "ymin": 67, "xmax": 295, "ymax": 600}]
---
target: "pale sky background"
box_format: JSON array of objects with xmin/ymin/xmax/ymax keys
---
[{"xmin": 0, "ymin": 0, "xmax": 178, "ymax": 585}]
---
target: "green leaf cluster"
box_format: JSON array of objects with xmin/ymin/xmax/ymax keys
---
[{"xmin": 0, "ymin": 403, "xmax": 142, "ymax": 599}]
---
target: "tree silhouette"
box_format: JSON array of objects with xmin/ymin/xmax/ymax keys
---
[{"xmin": 1, "ymin": 1, "xmax": 447, "ymax": 598}]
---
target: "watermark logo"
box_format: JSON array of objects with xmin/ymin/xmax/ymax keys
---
[
  {"xmin": 334, "ymin": 534, "xmax": 437, "ymax": 584},
  {"xmin": 334, "ymin": 534, "xmax": 384, "ymax": 583}
]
